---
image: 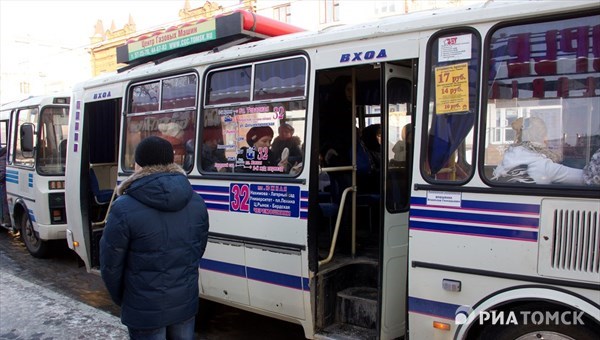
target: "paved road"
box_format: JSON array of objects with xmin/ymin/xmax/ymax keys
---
[{"xmin": 0, "ymin": 228, "xmax": 306, "ymax": 339}]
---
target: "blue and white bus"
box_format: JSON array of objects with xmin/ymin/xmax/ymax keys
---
[
  {"xmin": 1, "ymin": 95, "xmax": 70, "ymax": 257},
  {"xmin": 66, "ymin": 3, "xmax": 599, "ymax": 339}
]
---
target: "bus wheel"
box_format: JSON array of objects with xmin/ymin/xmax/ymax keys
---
[{"xmin": 20, "ymin": 213, "xmax": 50, "ymax": 258}]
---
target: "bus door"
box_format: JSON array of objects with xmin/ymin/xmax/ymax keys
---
[
  {"xmin": 380, "ymin": 62, "xmax": 414, "ymax": 339},
  {"xmin": 66, "ymin": 96, "xmax": 121, "ymax": 270}
]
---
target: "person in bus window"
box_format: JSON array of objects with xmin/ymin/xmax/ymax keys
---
[
  {"xmin": 236, "ymin": 126, "xmax": 289, "ymax": 173},
  {"xmin": 271, "ymin": 123, "xmax": 303, "ymax": 168},
  {"xmin": 158, "ymin": 122, "xmax": 186, "ymax": 164},
  {"xmin": 492, "ymin": 117, "xmax": 583, "ymax": 185},
  {"xmin": 358, "ymin": 124, "xmax": 382, "ymax": 192},
  {"xmin": 201, "ymin": 126, "xmax": 228, "ymax": 172},
  {"xmin": 100, "ymin": 136, "xmax": 209, "ymax": 339},
  {"xmin": 392, "ymin": 124, "xmax": 412, "ymax": 166},
  {"xmin": 583, "ymin": 148, "xmax": 600, "ymax": 185}
]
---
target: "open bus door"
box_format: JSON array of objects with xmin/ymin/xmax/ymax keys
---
[
  {"xmin": 66, "ymin": 93, "xmax": 121, "ymax": 271},
  {"xmin": 380, "ymin": 62, "xmax": 414, "ymax": 339},
  {"xmin": 313, "ymin": 61, "xmax": 413, "ymax": 339}
]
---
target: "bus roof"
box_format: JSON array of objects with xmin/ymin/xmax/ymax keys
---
[
  {"xmin": 74, "ymin": 0, "xmax": 598, "ymax": 91},
  {"xmin": 0, "ymin": 94, "xmax": 70, "ymax": 111}
]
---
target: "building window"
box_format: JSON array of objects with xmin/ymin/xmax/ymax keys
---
[
  {"xmin": 273, "ymin": 4, "xmax": 291, "ymax": 23},
  {"xmin": 320, "ymin": 0, "xmax": 339, "ymax": 24},
  {"xmin": 19, "ymin": 82, "xmax": 30, "ymax": 95}
]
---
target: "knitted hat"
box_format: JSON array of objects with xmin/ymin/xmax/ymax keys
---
[
  {"xmin": 278, "ymin": 123, "xmax": 294, "ymax": 134},
  {"xmin": 135, "ymin": 136, "xmax": 174, "ymax": 167},
  {"xmin": 246, "ymin": 126, "xmax": 274, "ymax": 146}
]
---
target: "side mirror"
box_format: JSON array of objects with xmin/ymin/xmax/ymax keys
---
[{"xmin": 20, "ymin": 123, "xmax": 35, "ymax": 153}]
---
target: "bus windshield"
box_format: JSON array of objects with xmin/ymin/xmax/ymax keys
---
[{"xmin": 37, "ymin": 106, "xmax": 69, "ymax": 175}]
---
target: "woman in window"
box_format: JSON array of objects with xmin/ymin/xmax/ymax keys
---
[{"xmin": 492, "ymin": 117, "xmax": 583, "ymax": 185}]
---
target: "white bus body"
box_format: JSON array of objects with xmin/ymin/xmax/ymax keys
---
[
  {"xmin": 1, "ymin": 95, "xmax": 70, "ymax": 258},
  {"xmin": 66, "ymin": 2, "xmax": 599, "ymax": 339}
]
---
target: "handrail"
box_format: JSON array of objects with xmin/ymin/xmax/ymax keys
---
[
  {"xmin": 318, "ymin": 186, "xmax": 354, "ymax": 266},
  {"xmin": 91, "ymin": 185, "xmax": 118, "ymax": 228}
]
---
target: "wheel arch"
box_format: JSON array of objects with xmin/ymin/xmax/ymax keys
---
[
  {"xmin": 12, "ymin": 198, "xmax": 29, "ymax": 229},
  {"xmin": 456, "ymin": 285, "xmax": 600, "ymax": 339}
]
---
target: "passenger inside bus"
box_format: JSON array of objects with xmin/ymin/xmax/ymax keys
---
[
  {"xmin": 158, "ymin": 122, "xmax": 186, "ymax": 164},
  {"xmin": 200, "ymin": 126, "xmax": 228, "ymax": 172},
  {"xmin": 271, "ymin": 123, "xmax": 303, "ymax": 167},
  {"xmin": 358, "ymin": 123, "xmax": 381, "ymax": 192},
  {"xmin": 492, "ymin": 117, "xmax": 584, "ymax": 185},
  {"xmin": 235, "ymin": 125, "xmax": 290, "ymax": 173},
  {"xmin": 583, "ymin": 148, "xmax": 600, "ymax": 186},
  {"xmin": 391, "ymin": 124, "xmax": 411, "ymax": 166}
]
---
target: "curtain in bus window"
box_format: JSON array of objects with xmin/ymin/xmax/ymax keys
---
[
  {"xmin": 161, "ymin": 75, "xmax": 198, "ymax": 110},
  {"xmin": 207, "ymin": 66, "xmax": 251, "ymax": 105},
  {"xmin": 426, "ymin": 31, "xmax": 480, "ymax": 178},
  {"xmin": 254, "ymin": 58, "xmax": 306, "ymax": 100},
  {"xmin": 428, "ymin": 113, "xmax": 474, "ymax": 174}
]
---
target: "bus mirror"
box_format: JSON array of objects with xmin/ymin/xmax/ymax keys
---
[{"xmin": 20, "ymin": 123, "xmax": 35, "ymax": 152}]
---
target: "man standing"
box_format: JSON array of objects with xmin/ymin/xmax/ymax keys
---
[{"xmin": 100, "ymin": 136, "xmax": 209, "ymax": 340}]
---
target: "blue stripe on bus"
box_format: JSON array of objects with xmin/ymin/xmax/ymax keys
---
[
  {"xmin": 199, "ymin": 258, "xmax": 309, "ymax": 291},
  {"xmin": 411, "ymin": 208, "xmax": 538, "ymax": 228},
  {"xmin": 408, "ymin": 296, "xmax": 460, "ymax": 320},
  {"xmin": 6, "ymin": 170, "xmax": 18, "ymax": 184},
  {"xmin": 205, "ymin": 202, "xmax": 230, "ymax": 211},
  {"xmin": 410, "ymin": 220, "xmax": 538, "ymax": 241},
  {"xmin": 194, "ymin": 184, "xmax": 230, "ymax": 194},
  {"xmin": 199, "ymin": 193, "xmax": 229, "ymax": 203},
  {"xmin": 200, "ymin": 258, "xmax": 246, "ymax": 277},
  {"xmin": 411, "ymin": 197, "xmax": 539, "ymax": 214},
  {"xmin": 247, "ymin": 267, "xmax": 307, "ymax": 290},
  {"xmin": 28, "ymin": 173, "xmax": 34, "ymax": 188}
]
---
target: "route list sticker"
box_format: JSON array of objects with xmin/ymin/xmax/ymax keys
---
[
  {"xmin": 249, "ymin": 184, "xmax": 300, "ymax": 217},
  {"xmin": 438, "ymin": 34, "xmax": 471, "ymax": 62}
]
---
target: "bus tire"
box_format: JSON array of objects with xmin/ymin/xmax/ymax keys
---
[
  {"xmin": 477, "ymin": 305, "xmax": 599, "ymax": 340},
  {"xmin": 20, "ymin": 213, "xmax": 51, "ymax": 258}
]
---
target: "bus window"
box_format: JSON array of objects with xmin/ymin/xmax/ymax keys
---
[
  {"xmin": 201, "ymin": 56, "xmax": 307, "ymax": 175},
  {"xmin": 423, "ymin": 31, "xmax": 480, "ymax": 183},
  {"xmin": 14, "ymin": 108, "xmax": 38, "ymax": 167},
  {"xmin": 206, "ymin": 65, "xmax": 251, "ymax": 105},
  {"xmin": 1, "ymin": 119, "xmax": 8, "ymax": 149},
  {"xmin": 483, "ymin": 15, "xmax": 600, "ymax": 187},
  {"xmin": 123, "ymin": 74, "xmax": 198, "ymax": 171},
  {"xmin": 37, "ymin": 107, "xmax": 69, "ymax": 175},
  {"xmin": 387, "ymin": 77, "xmax": 412, "ymax": 212}
]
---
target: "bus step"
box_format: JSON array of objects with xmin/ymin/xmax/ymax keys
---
[
  {"xmin": 336, "ymin": 286, "xmax": 377, "ymax": 329},
  {"xmin": 316, "ymin": 322, "xmax": 377, "ymax": 340}
]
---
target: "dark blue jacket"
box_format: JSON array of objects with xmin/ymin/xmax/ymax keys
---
[{"xmin": 100, "ymin": 164, "xmax": 209, "ymax": 329}]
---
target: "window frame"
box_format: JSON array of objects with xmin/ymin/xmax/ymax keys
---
[
  {"xmin": 200, "ymin": 55, "xmax": 309, "ymax": 177},
  {"xmin": 420, "ymin": 28, "xmax": 482, "ymax": 185},
  {"xmin": 479, "ymin": 12, "xmax": 600, "ymax": 189},
  {"xmin": 123, "ymin": 72, "xmax": 199, "ymax": 172}
]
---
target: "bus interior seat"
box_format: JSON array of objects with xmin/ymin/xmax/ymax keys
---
[
  {"xmin": 59, "ymin": 140, "xmax": 67, "ymax": 160},
  {"xmin": 90, "ymin": 168, "xmax": 113, "ymax": 205}
]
